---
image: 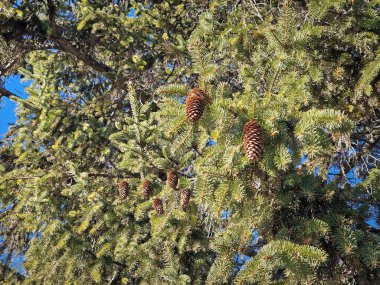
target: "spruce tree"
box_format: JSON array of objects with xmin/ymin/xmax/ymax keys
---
[{"xmin": 1, "ymin": 1, "xmax": 380, "ymax": 284}]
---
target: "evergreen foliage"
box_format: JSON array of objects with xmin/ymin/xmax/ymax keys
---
[{"xmin": 1, "ymin": 0, "xmax": 380, "ymax": 284}]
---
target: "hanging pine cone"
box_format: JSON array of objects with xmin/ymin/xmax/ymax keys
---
[
  {"xmin": 118, "ymin": 180, "xmax": 129, "ymax": 199},
  {"xmin": 243, "ymin": 120, "xmax": 264, "ymax": 162},
  {"xmin": 167, "ymin": 170, "xmax": 179, "ymax": 190},
  {"xmin": 374, "ymin": 80, "xmax": 380, "ymax": 95},
  {"xmin": 142, "ymin": 179, "xmax": 153, "ymax": 198},
  {"xmin": 180, "ymin": 188, "xmax": 191, "ymax": 210},
  {"xmin": 152, "ymin": 197, "xmax": 164, "ymax": 214},
  {"xmin": 186, "ymin": 88, "xmax": 207, "ymax": 122}
]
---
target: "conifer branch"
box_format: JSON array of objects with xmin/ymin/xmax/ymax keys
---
[
  {"xmin": 270, "ymin": 31, "xmax": 286, "ymax": 49},
  {"xmin": 84, "ymin": 249, "xmax": 126, "ymax": 268},
  {"xmin": 46, "ymin": 0, "xmax": 111, "ymax": 73},
  {"xmin": 268, "ymin": 63, "xmax": 282, "ymax": 94},
  {"xmin": 249, "ymin": 0, "xmax": 264, "ymax": 21},
  {"xmin": 0, "ymin": 85, "xmax": 38, "ymax": 111},
  {"xmin": 0, "ymin": 263, "xmax": 25, "ymax": 281},
  {"xmin": 283, "ymin": 0, "xmax": 289, "ymax": 46},
  {"xmin": 1, "ymin": 172, "xmax": 140, "ymax": 183},
  {"xmin": 0, "ymin": 203, "xmax": 16, "ymax": 219},
  {"xmin": 0, "ymin": 50, "xmax": 25, "ymax": 76}
]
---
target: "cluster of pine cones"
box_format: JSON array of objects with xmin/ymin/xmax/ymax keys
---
[
  {"xmin": 117, "ymin": 86, "xmax": 264, "ymax": 215},
  {"xmin": 118, "ymin": 179, "xmax": 153, "ymax": 200},
  {"xmin": 117, "ymin": 169, "xmax": 191, "ymax": 215},
  {"xmin": 186, "ymin": 87, "xmax": 264, "ymax": 162},
  {"xmin": 166, "ymin": 170, "xmax": 191, "ymax": 210}
]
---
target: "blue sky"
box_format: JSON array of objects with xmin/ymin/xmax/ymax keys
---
[{"xmin": 0, "ymin": 76, "xmax": 30, "ymax": 138}]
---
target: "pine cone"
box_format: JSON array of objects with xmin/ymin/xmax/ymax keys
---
[
  {"xmin": 118, "ymin": 180, "xmax": 129, "ymax": 199},
  {"xmin": 374, "ymin": 80, "xmax": 380, "ymax": 95},
  {"xmin": 152, "ymin": 197, "xmax": 164, "ymax": 214},
  {"xmin": 180, "ymin": 188, "xmax": 191, "ymax": 210},
  {"xmin": 142, "ymin": 179, "xmax": 153, "ymax": 198},
  {"xmin": 243, "ymin": 120, "xmax": 264, "ymax": 162},
  {"xmin": 167, "ymin": 170, "xmax": 179, "ymax": 190},
  {"xmin": 186, "ymin": 88, "xmax": 207, "ymax": 122}
]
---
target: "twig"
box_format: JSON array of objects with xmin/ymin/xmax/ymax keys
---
[
  {"xmin": 0, "ymin": 85, "xmax": 39, "ymax": 111},
  {"xmin": 268, "ymin": 63, "xmax": 282, "ymax": 94},
  {"xmin": 109, "ymin": 271, "xmax": 118, "ymax": 284}
]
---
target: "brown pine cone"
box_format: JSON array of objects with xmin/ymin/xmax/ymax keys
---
[
  {"xmin": 243, "ymin": 120, "xmax": 264, "ymax": 162},
  {"xmin": 118, "ymin": 180, "xmax": 129, "ymax": 200},
  {"xmin": 142, "ymin": 179, "xmax": 153, "ymax": 198},
  {"xmin": 180, "ymin": 188, "xmax": 191, "ymax": 210},
  {"xmin": 152, "ymin": 197, "xmax": 164, "ymax": 215},
  {"xmin": 167, "ymin": 170, "xmax": 179, "ymax": 190},
  {"xmin": 186, "ymin": 88, "xmax": 207, "ymax": 122}
]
